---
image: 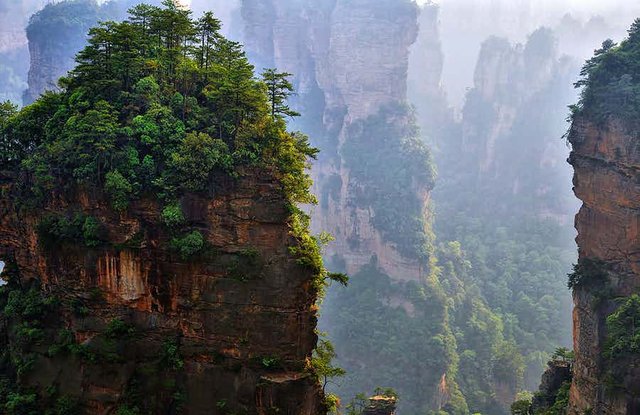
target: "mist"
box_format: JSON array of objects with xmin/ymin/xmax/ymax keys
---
[
  {"xmin": 431, "ymin": 0, "xmax": 640, "ymax": 107},
  {"xmin": 0, "ymin": 0, "xmax": 638, "ymax": 414}
]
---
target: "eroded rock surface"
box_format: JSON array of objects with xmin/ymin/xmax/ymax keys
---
[
  {"xmin": 567, "ymin": 117, "xmax": 640, "ymax": 415},
  {"xmin": 0, "ymin": 169, "xmax": 325, "ymax": 414}
]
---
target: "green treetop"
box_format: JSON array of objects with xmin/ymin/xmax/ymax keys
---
[
  {"xmin": 0, "ymin": 1, "xmax": 313, "ymax": 214},
  {"xmin": 571, "ymin": 18, "xmax": 640, "ymax": 128}
]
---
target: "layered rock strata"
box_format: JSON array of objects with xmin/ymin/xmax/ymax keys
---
[
  {"xmin": 567, "ymin": 117, "xmax": 640, "ymax": 414},
  {"xmin": 0, "ymin": 169, "xmax": 325, "ymax": 414}
]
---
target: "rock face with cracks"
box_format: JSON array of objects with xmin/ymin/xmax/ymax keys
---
[
  {"xmin": 567, "ymin": 116, "xmax": 640, "ymax": 414},
  {"xmin": 0, "ymin": 168, "xmax": 326, "ymax": 414}
]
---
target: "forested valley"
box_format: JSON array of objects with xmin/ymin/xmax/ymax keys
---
[{"xmin": 1, "ymin": 1, "xmax": 640, "ymax": 414}]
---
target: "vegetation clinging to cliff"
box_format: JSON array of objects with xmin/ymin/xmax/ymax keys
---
[
  {"xmin": 341, "ymin": 103, "xmax": 436, "ymax": 261},
  {"xmin": 571, "ymin": 19, "xmax": 640, "ymax": 127}
]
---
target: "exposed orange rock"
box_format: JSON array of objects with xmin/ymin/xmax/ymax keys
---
[
  {"xmin": 567, "ymin": 117, "xmax": 640, "ymax": 414},
  {"xmin": 0, "ymin": 169, "xmax": 325, "ymax": 414}
]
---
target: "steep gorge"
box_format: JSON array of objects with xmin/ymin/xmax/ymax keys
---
[
  {"xmin": 240, "ymin": 0, "xmax": 462, "ymax": 412},
  {"xmin": 411, "ymin": 7, "xmax": 579, "ymax": 412}
]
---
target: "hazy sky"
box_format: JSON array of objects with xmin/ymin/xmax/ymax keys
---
[{"xmin": 429, "ymin": 0, "xmax": 640, "ymax": 108}]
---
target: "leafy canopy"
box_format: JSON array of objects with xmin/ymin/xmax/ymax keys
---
[
  {"xmin": 0, "ymin": 0, "xmax": 312, "ymax": 215},
  {"xmin": 571, "ymin": 19, "xmax": 640, "ymax": 127}
]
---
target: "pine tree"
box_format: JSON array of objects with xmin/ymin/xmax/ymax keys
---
[
  {"xmin": 196, "ymin": 11, "xmax": 221, "ymax": 73},
  {"xmin": 262, "ymin": 69, "xmax": 300, "ymax": 119}
]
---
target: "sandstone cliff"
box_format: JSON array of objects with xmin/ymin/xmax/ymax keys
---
[
  {"xmin": 0, "ymin": 169, "xmax": 325, "ymax": 414},
  {"xmin": 240, "ymin": 1, "xmax": 459, "ymax": 412},
  {"xmin": 243, "ymin": 0, "xmax": 423, "ymax": 301},
  {"xmin": 455, "ymin": 28, "xmax": 578, "ymax": 218},
  {"xmin": 567, "ymin": 117, "xmax": 640, "ymax": 414}
]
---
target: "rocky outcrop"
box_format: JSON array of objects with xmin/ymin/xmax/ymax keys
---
[
  {"xmin": 567, "ymin": 117, "xmax": 640, "ymax": 415},
  {"xmin": 531, "ymin": 360, "xmax": 572, "ymax": 413},
  {"xmin": 0, "ymin": 0, "xmax": 46, "ymax": 103},
  {"xmin": 363, "ymin": 396, "xmax": 397, "ymax": 415},
  {"xmin": 457, "ymin": 28, "xmax": 578, "ymax": 218},
  {"xmin": 23, "ymin": 1, "xmax": 102, "ymax": 104},
  {"xmin": 0, "ymin": 169, "xmax": 325, "ymax": 414},
  {"xmin": 408, "ymin": 2, "xmax": 452, "ymax": 145}
]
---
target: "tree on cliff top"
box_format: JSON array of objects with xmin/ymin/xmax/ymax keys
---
[
  {"xmin": 571, "ymin": 18, "xmax": 640, "ymax": 127},
  {"xmin": 0, "ymin": 1, "xmax": 314, "ymax": 213}
]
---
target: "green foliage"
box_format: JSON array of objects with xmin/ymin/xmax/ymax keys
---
[
  {"xmin": 0, "ymin": 100, "xmax": 18, "ymax": 162},
  {"xmin": 1, "ymin": 1, "xmax": 314, "ymax": 221},
  {"xmin": 105, "ymin": 319, "xmax": 135, "ymax": 338},
  {"xmin": 115, "ymin": 405, "xmax": 140, "ymax": 415},
  {"xmin": 567, "ymin": 258, "xmax": 609, "ymax": 290},
  {"xmin": 46, "ymin": 396, "xmax": 81, "ymax": 415},
  {"xmin": 169, "ymin": 132, "xmax": 232, "ymax": 191},
  {"xmin": 82, "ymin": 216, "xmax": 105, "ymax": 247},
  {"xmin": 537, "ymin": 382, "xmax": 570, "ymax": 415},
  {"xmin": 160, "ymin": 340, "xmax": 184, "ymax": 370},
  {"xmin": 161, "ymin": 203, "xmax": 186, "ymax": 228},
  {"xmin": 345, "ymin": 393, "xmax": 368, "ymax": 415},
  {"xmin": 511, "ymin": 398, "xmax": 532, "ymax": 415},
  {"xmin": 262, "ymin": 68, "xmax": 300, "ymax": 119},
  {"xmin": 170, "ymin": 231, "xmax": 205, "ymax": 260},
  {"xmin": 105, "ymin": 170, "xmax": 133, "ymax": 212},
  {"xmin": 571, "ymin": 20, "xmax": 640, "ymax": 128},
  {"xmin": 37, "ymin": 213, "xmax": 104, "ymax": 248},
  {"xmin": 327, "ymin": 272, "xmax": 349, "ymax": 287},
  {"xmin": 4, "ymin": 285, "xmax": 55, "ymax": 321},
  {"xmin": 604, "ymin": 294, "xmax": 640, "ymax": 359},
  {"xmin": 341, "ymin": 103, "xmax": 436, "ymax": 261},
  {"xmin": 322, "ymin": 260, "xmax": 461, "ymax": 413},
  {"xmin": 37, "ymin": 214, "xmax": 84, "ymax": 248},
  {"xmin": 312, "ymin": 338, "xmax": 346, "ymax": 393},
  {"xmin": 373, "ymin": 387, "xmax": 399, "ymax": 398},
  {"xmin": 260, "ymin": 356, "xmax": 281, "ymax": 370},
  {"xmin": 4, "ymin": 392, "xmax": 38, "ymax": 415},
  {"xmin": 551, "ymin": 347, "xmax": 574, "ymax": 363}
]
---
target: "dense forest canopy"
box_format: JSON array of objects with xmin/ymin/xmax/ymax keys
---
[
  {"xmin": 571, "ymin": 18, "xmax": 640, "ymax": 127},
  {"xmin": 0, "ymin": 0, "xmax": 316, "ymax": 215}
]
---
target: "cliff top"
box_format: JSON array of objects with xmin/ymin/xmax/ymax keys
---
[{"xmin": 571, "ymin": 18, "xmax": 640, "ymax": 129}]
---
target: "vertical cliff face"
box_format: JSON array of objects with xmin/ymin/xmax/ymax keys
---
[
  {"xmin": 564, "ymin": 25, "xmax": 640, "ymax": 414},
  {"xmin": 567, "ymin": 117, "xmax": 640, "ymax": 414},
  {"xmin": 0, "ymin": 0, "xmax": 46, "ymax": 103},
  {"xmin": 408, "ymin": 2, "xmax": 452, "ymax": 146},
  {"xmin": 23, "ymin": 1, "xmax": 103, "ymax": 104},
  {"xmin": 243, "ymin": 0, "xmax": 423, "ymax": 286},
  {"xmin": 0, "ymin": 169, "xmax": 324, "ymax": 414},
  {"xmin": 241, "ymin": 1, "xmax": 462, "ymax": 413},
  {"xmin": 457, "ymin": 28, "xmax": 578, "ymax": 218}
]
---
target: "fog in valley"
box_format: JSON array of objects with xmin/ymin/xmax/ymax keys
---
[{"xmin": 0, "ymin": 0, "xmax": 638, "ymax": 414}]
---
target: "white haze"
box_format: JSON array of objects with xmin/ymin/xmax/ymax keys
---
[{"xmin": 423, "ymin": 0, "xmax": 640, "ymax": 108}]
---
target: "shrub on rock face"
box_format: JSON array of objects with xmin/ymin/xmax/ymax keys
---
[
  {"xmin": 171, "ymin": 231, "xmax": 205, "ymax": 260},
  {"xmin": 161, "ymin": 203, "xmax": 186, "ymax": 228},
  {"xmin": 105, "ymin": 170, "xmax": 132, "ymax": 212},
  {"xmin": 567, "ymin": 258, "xmax": 608, "ymax": 290},
  {"xmin": 605, "ymin": 294, "xmax": 640, "ymax": 360}
]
